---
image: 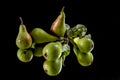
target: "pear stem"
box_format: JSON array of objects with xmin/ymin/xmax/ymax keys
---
[
  {"xmin": 19, "ymin": 17, "xmax": 23, "ymax": 25},
  {"xmin": 61, "ymin": 6, "xmax": 65, "ymax": 12},
  {"xmin": 67, "ymin": 35, "xmax": 76, "ymax": 47}
]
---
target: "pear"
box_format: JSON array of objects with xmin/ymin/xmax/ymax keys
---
[
  {"xmin": 33, "ymin": 46, "xmax": 43, "ymax": 57},
  {"xmin": 43, "ymin": 42, "xmax": 62, "ymax": 61},
  {"xmin": 76, "ymin": 52, "xmax": 93, "ymax": 66},
  {"xmin": 16, "ymin": 17, "xmax": 32, "ymax": 49},
  {"xmin": 73, "ymin": 45, "xmax": 93, "ymax": 66},
  {"xmin": 73, "ymin": 37, "xmax": 94, "ymax": 53},
  {"xmin": 17, "ymin": 49, "xmax": 33, "ymax": 63},
  {"xmin": 50, "ymin": 7, "xmax": 66, "ymax": 37},
  {"xmin": 30, "ymin": 28, "xmax": 59, "ymax": 44},
  {"xmin": 43, "ymin": 58, "xmax": 62, "ymax": 76}
]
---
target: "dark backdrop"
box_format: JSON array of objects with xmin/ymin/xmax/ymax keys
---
[{"xmin": 1, "ymin": 0, "xmax": 120, "ymax": 80}]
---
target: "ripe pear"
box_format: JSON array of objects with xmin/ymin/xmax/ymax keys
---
[
  {"xmin": 43, "ymin": 58, "xmax": 62, "ymax": 76},
  {"xmin": 73, "ymin": 37, "xmax": 94, "ymax": 53},
  {"xmin": 73, "ymin": 46, "xmax": 93, "ymax": 66},
  {"xmin": 30, "ymin": 28, "xmax": 59, "ymax": 44},
  {"xmin": 76, "ymin": 52, "xmax": 93, "ymax": 66},
  {"xmin": 50, "ymin": 7, "xmax": 66, "ymax": 37},
  {"xmin": 17, "ymin": 49, "xmax": 33, "ymax": 63},
  {"xmin": 43, "ymin": 42, "xmax": 62, "ymax": 61},
  {"xmin": 16, "ymin": 17, "xmax": 32, "ymax": 49}
]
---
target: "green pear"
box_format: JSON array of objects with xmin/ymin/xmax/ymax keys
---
[
  {"xmin": 73, "ymin": 37, "xmax": 94, "ymax": 53},
  {"xmin": 76, "ymin": 52, "xmax": 93, "ymax": 66},
  {"xmin": 33, "ymin": 46, "xmax": 43, "ymax": 57},
  {"xmin": 17, "ymin": 49, "xmax": 33, "ymax": 63},
  {"xmin": 43, "ymin": 58, "xmax": 62, "ymax": 76},
  {"xmin": 73, "ymin": 45, "xmax": 93, "ymax": 66},
  {"xmin": 50, "ymin": 7, "xmax": 66, "ymax": 37},
  {"xmin": 16, "ymin": 17, "xmax": 32, "ymax": 49},
  {"xmin": 30, "ymin": 28, "xmax": 59, "ymax": 44},
  {"xmin": 43, "ymin": 42, "xmax": 62, "ymax": 61}
]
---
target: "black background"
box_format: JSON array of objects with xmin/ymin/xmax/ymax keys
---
[{"xmin": 1, "ymin": 0, "xmax": 120, "ymax": 80}]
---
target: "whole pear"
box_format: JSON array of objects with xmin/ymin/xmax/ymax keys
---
[
  {"xmin": 30, "ymin": 28, "xmax": 59, "ymax": 44},
  {"xmin": 43, "ymin": 58, "xmax": 62, "ymax": 76},
  {"xmin": 76, "ymin": 52, "xmax": 93, "ymax": 66},
  {"xmin": 50, "ymin": 7, "xmax": 66, "ymax": 37},
  {"xmin": 73, "ymin": 37, "xmax": 94, "ymax": 53},
  {"xmin": 17, "ymin": 49, "xmax": 33, "ymax": 63},
  {"xmin": 73, "ymin": 45, "xmax": 93, "ymax": 66},
  {"xmin": 43, "ymin": 42, "xmax": 62, "ymax": 61},
  {"xmin": 16, "ymin": 17, "xmax": 32, "ymax": 49}
]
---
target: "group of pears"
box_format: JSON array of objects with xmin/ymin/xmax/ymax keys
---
[{"xmin": 16, "ymin": 7, "xmax": 94, "ymax": 76}]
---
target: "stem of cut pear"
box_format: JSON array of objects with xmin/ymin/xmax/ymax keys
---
[{"xmin": 19, "ymin": 17, "xmax": 23, "ymax": 25}]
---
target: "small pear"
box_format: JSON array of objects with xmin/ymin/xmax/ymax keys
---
[
  {"xmin": 33, "ymin": 46, "xmax": 43, "ymax": 57},
  {"xmin": 30, "ymin": 28, "xmax": 59, "ymax": 44},
  {"xmin": 73, "ymin": 37, "xmax": 94, "ymax": 53},
  {"xmin": 43, "ymin": 58, "xmax": 62, "ymax": 76},
  {"xmin": 73, "ymin": 45, "xmax": 93, "ymax": 66},
  {"xmin": 50, "ymin": 7, "xmax": 66, "ymax": 37},
  {"xmin": 76, "ymin": 52, "xmax": 93, "ymax": 66},
  {"xmin": 43, "ymin": 42, "xmax": 62, "ymax": 61},
  {"xmin": 16, "ymin": 17, "xmax": 32, "ymax": 49},
  {"xmin": 17, "ymin": 49, "xmax": 33, "ymax": 63}
]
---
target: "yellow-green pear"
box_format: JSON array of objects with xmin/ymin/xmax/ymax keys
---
[
  {"xmin": 17, "ymin": 49, "xmax": 33, "ymax": 63},
  {"xmin": 43, "ymin": 42, "xmax": 62, "ymax": 61},
  {"xmin": 30, "ymin": 28, "xmax": 59, "ymax": 44},
  {"xmin": 73, "ymin": 37, "xmax": 94, "ymax": 53},
  {"xmin": 16, "ymin": 17, "xmax": 32, "ymax": 49},
  {"xmin": 50, "ymin": 7, "xmax": 66, "ymax": 37},
  {"xmin": 43, "ymin": 58, "xmax": 62, "ymax": 76},
  {"xmin": 73, "ymin": 45, "xmax": 93, "ymax": 66},
  {"xmin": 76, "ymin": 52, "xmax": 93, "ymax": 66}
]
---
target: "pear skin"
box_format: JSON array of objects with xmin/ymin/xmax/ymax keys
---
[
  {"xmin": 30, "ymin": 28, "xmax": 59, "ymax": 44},
  {"xmin": 16, "ymin": 17, "xmax": 32, "ymax": 49},
  {"xmin": 50, "ymin": 7, "xmax": 66, "ymax": 37}
]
